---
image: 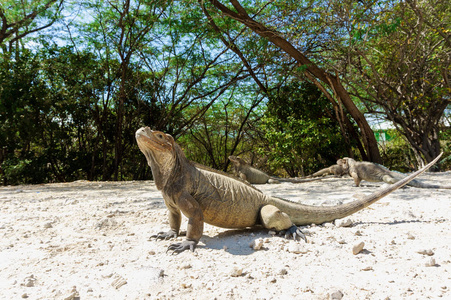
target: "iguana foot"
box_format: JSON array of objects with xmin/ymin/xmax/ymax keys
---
[
  {"xmin": 150, "ymin": 229, "xmax": 178, "ymax": 240},
  {"xmin": 279, "ymin": 225, "xmax": 307, "ymax": 242},
  {"xmin": 167, "ymin": 240, "xmax": 197, "ymax": 254}
]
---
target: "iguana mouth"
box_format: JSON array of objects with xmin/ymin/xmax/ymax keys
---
[{"xmin": 136, "ymin": 128, "xmax": 172, "ymax": 152}]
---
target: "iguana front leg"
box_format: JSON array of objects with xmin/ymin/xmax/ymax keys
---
[
  {"xmin": 167, "ymin": 192, "xmax": 204, "ymax": 254},
  {"xmin": 151, "ymin": 205, "xmax": 182, "ymax": 240},
  {"xmin": 350, "ymin": 171, "xmax": 361, "ymax": 187}
]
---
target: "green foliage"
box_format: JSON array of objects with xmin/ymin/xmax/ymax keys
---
[{"xmin": 256, "ymin": 81, "xmax": 348, "ymax": 177}]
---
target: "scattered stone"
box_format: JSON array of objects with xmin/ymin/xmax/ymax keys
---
[
  {"xmin": 249, "ymin": 238, "xmax": 264, "ymax": 250},
  {"xmin": 352, "ymin": 241, "xmax": 365, "ymax": 255},
  {"xmin": 43, "ymin": 222, "xmax": 53, "ymax": 229},
  {"xmin": 23, "ymin": 275, "xmax": 36, "ymax": 287},
  {"xmin": 21, "ymin": 293, "xmax": 28, "ymax": 298},
  {"xmin": 406, "ymin": 232, "xmax": 415, "ymax": 240},
  {"xmin": 354, "ymin": 230, "xmax": 362, "ymax": 236},
  {"xmin": 425, "ymin": 258, "xmax": 437, "ymax": 267},
  {"xmin": 330, "ymin": 290, "xmax": 344, "ymax": 299},
  {"xmin": 111, "ymin": 273, "xmax": 127, "ymax": 289},
  {"xmin": 180, "ymin": 263, "xmax": 192, "ymax": 269},
  {"xmin": 278, "ymin": 268, "xmax": 288, "ymax": 275},
  {"xmin": 229, "ymin": 266, "xmax": 243, "ymax": 277},
  {"xmin": 63, "ymin": 286, "xmax": 80, "ymax": 300},
  {"xmin": 417, "ymin": 249, "xmax": 434, "ymax": 256},
  {"xmin": 335, "ymin": 218, "xmax": 353, "ymax": 227},
  {"xmin": 361, "ymin": 266, "xmax": 373, "ymax": 271}
]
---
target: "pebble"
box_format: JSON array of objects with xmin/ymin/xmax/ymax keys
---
[
  {"xmin": 352, "ymin": 242, "xmax": 365, "ymax": 255},
  {"xmin": 43, "ymin": 222, "xmax": 53, "ymax": 229},
  {"xmin": 425, "ymin": 258, "xmax": 437, "ymax": 267},
  {"xmin": 406, "ymin": 232, "xmax": 415, "ymax": 240},
  {"xmin": 111, "ymin": 274, "xmax": 127, "ymax": 289},
  {"xmin": 417, "ymin": 249, "xmax": 434, "ymax": 256},
  {"xmin": 229, "ymin": 267, "xmax": 243, "ymax": 277},
  {"xmin": 249, "ymin": 238, "xmax": 264, "ymax": 250},
  {"xmin": 335, "ymin": 218, "xmax": 353, "ymax": 227},
  {"xmin": 23, "ymin": 275, "xmax": 36, "ymax": 287},
  {"xmin": 330, "ymin": 290, "xmax": 344, "ymax": 299},
  {"xmin": 63, "ymin": 286, "xmax": 80, "ymax": 300}
]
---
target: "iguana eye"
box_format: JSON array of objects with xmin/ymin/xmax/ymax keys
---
[{"xmin": 157, "ymin": 134, "xmax": 163, "ymax": 139}]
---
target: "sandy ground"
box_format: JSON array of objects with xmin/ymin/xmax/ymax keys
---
[{"xmin": 1, "ymin": 172, "xmax": 450, "ymax": 299}]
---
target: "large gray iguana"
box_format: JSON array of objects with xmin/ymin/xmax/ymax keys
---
[
  {"xmin": 338, "ymin": 157, "xmax": 451, "ymax": 189},
  {"xmin": 309, "ymin": 161, "xmax": 346, "ymax": 178},
  {"xmin": 228, "ymin": 155, "xmax": 323, "ymax": 184},
  {"xmin": 136, "ymin": 127, "xmax": 441, "ymax": 253}
]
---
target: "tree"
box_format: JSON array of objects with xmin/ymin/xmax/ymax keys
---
[
  {"xmin": 0, "ymin": 0, "xmax": 64, "ymax": 51},
  {"xmin": 334, "ymin": 0, "xmax": 451, "ymax": 166},
  {"xmin": 204, "ymin": 0, "xmax": 382, "ymax": 163}
]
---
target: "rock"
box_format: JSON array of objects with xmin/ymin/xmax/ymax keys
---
[
  {"xmin": 23, "ymin": 275, "xmax": 36, "ymax": 287},
  {"xmin": 111, "ymin": 273, "xmax": 127, "ymax": 289},
  {"xmin": 352, "ymin": 241, "xmax": 365, "ymax": 255},
  {"xmin": 180, "ymin": 263, "xmax": 192, "ymax": 269},
  {"xmin": 63, "ymin": 286, "xmax": 80, "ymax": 300},
  {"xmin": 43, "ymin": 222, "xmax": 53, "ymax": 229},
  {"xmin": 425, "ymin": 258, "xmax": 437, "ymax": 267},
  {"xmin": 21, "ymin": 293, "xmax": 28, "ymax": 298},
  {"xmin": 278, "ymin": 268, "xmax": 288, "ymax": 275},
  {"xmin": 335, "ymin": 218, "xmax": 353, "ymax": 227},
  {"xmin": 229, "ymin": 266, "xmax": 243, "ymax": 277},
  {"xmin": 249, "ymin": 238, "xmax": 264, "ymax": 250},
  {"xmin": 330, "ymin": 290, "xmax": 344, "ymax": 299},
  {"xmin": 406, "ymin": 232, "xmax": 415, "ymax": 240},
  {"xmin": 417, "ymin": 249, "xmax": 434, "ymax": 256}
]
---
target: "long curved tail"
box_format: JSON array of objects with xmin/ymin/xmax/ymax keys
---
[{"xmin": 271, "ymin": 153, "xmax": 443, "ymax": 225}]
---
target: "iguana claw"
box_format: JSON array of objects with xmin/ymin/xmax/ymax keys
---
[
  {"xmin": 150, "ymin": 230, "xmax": 178, "ymax": 241},
  {"xmin": 283, "ymin": 225, "xmax": 307, "ymax": 242},
  {"xmin": 166, "ymin": 240, "xmax": 197, "ymax": 254}
]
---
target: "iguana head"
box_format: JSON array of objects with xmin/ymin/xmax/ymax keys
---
[
  {"xmin": 337, "ymin": 157, "xmax": 354, "ymax": 173},
  {"xmin": 228, "ymin": 155, "xmax": 247, "ymax": 166},
  {"xmin": 135, "ymin": 127, "xmax": 184, "ymax": 190}
]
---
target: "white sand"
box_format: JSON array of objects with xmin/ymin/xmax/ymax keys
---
[{"xmin": 1, "ymin": 173, "xmax": 450, "ymax": 299}]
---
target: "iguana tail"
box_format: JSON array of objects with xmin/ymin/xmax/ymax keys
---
[
  {"xmin": 390, "ymin": 170, "xmax": 451, "ymax": 189},
  {"xmin": 270, "ymin": 153, "xmax": 443, "ymax": 225},
  {"xmin": 310, "ymin": 168, "xmax": 332, "ymax": 177},
  {"xmin": 276, "ymin": 177, "xmax": 325, "ymax": 183}
]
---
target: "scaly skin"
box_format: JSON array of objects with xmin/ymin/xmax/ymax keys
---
[
  {"xmin": 228, "ymin": 155, "xmax": 323, "ymax": 184},
  {"xmin": 136, "ymin": 127, "xmax": 442, "ymax": 253},
  {"xmin": 310, "ymin": 162, "xmax": 346, "ymax": 178},
  {"xmin": 339, "ymin": 157, "xmax": 451, "ymax": 189}
]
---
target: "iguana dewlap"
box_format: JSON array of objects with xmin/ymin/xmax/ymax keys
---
[{"xmin": 136, "ymin": 127, "xmax": 441, "ymax": 253}]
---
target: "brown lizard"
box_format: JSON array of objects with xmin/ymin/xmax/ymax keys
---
[
  {"xmin": 136, "ymin": 127, "xmax": 441, "ymax": 253},
  {"xmin": 228, "ymin": 155, "xmax": 322, "ymax": 184},
  {"xmin": 338, "ymin": 157, "xmax": 451, "ymax": 188},
  {"xmin": 310, "ymin": 162, "xmax": 346, "ymax": 177}
]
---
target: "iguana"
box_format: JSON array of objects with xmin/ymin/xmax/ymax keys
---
[
  {"xmin": 310, "ymin": 162, "xmax": 346, "ymax": 178},
  {"xmin": 228, "ymin": 155, "xmax": 322, "ymax": 184},
  {"xmin": 136, "ymin": 127, "xmax": 441, "ymax": 253},
  {"xmin": 338, "ymin": 157, "xmax": 451, "ymax": 189}
]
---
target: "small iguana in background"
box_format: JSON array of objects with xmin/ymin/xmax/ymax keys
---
[
  {"xmin": 309, "ymin": 161, "xmax": 346, "ymax": 178},
  {"xmin": 136, "ymin": 127, "xmax": 441, "ymax": 253},
  {"xmin": 338, "ymin": 157, "xmax": 451, "ymax": 189},
  {"xmin": 228, "ymin": 155, "xmax": 322, "ymax": 184}
]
